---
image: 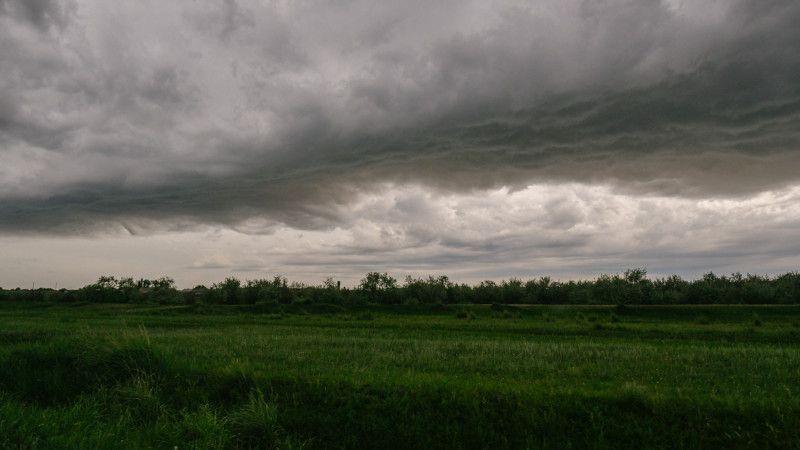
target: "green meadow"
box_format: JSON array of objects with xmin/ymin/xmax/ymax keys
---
[{"xmin": 0, "ymin": 302, "xmax": 798, "ymax": 449}]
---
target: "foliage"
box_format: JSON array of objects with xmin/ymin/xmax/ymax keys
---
[{"xmin": 3, "ymin": 268, "xmax": 800, "ymax": 306}]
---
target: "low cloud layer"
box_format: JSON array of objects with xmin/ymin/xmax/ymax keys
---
[
  {"xmin": 2, "ymin": 0, "xmax": 800, "ymax": 234},
  {"xmin": 4, "ymin": 184, "xmax": 800, "ymax": 288}
]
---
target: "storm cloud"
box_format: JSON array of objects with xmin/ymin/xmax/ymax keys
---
[
  {"xmin": 1, "ymin": 0, "xmax": 800, "ymax": 286},
  {"xmin": 1, "ymin": 0, "xmax": 799, "ymax": 233}
]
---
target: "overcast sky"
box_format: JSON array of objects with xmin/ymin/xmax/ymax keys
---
[{"xmin": 1, "ymin": 0, "xmax": 799, "ymax": 288}]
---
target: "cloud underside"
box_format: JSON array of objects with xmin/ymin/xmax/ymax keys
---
[
  {"xmin": 4, "ymin": 183, "xmax": 800, "ymax": 288},
  {"xmin": 1, "ymin": 0, "xmax": 800, "ymax": 234}
]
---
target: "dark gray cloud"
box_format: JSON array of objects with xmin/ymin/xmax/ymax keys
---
[
  {"xmin": 1, "ymin": 0, "xmax": 799, "ymax": 235},
  {"xmin": 0, "ymin": 0, "xmax": 73, "ymax": 31}
]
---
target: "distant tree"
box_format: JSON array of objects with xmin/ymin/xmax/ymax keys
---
[
  {"xmin": 475, "ymin": 280, "xmax": 502, "ymax": 304},
  {"xmin": 214, "ymin": 277, "xmax": 242, "ymax": 304},
  {"xmin": 96, "ymin": 275, "xmax": 118, "ymax": 289},
  {"xmin": 152, "ymin": 277, "xmax": 175, "ymax": 289},
  {"xmin": 624, "ymin": 268, "xmax": 647, "ymax": 284},
  {"xmin": 501, "ymin": 278, "xmax": 525, "ymax": 304},
  {"xmin": 360, "ymin": 272, "xmax": 398, "ymax": 303},
  {"xmin": 10, "ymin": 267, "xmax": 800, "ymax": 306},
  {"xmin": 319, "ymin": 277, "xmax": 343, "ymax": 303}
]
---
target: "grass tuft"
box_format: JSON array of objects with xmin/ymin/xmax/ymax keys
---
[{"xmin": 228, "ymin": 389, "xmax": 285, "ymax": 449}]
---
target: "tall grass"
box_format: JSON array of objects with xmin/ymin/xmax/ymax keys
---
[{"xmin": 0, "ymin": 303, "xmax": 798, "ymax": 448}]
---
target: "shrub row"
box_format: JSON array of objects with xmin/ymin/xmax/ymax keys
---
[{"xmin": 2, "ymin": 269, "xmax": 799, "ymax": 305}]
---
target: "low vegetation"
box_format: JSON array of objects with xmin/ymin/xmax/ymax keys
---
[{"xmin": 0, "ymin": 301, "xmax": 798, "ymax": 448}]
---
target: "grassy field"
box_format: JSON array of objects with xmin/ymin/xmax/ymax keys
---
[{"xmin": 0, "ymin": 302, "xmax": 798, "ymax": 449}]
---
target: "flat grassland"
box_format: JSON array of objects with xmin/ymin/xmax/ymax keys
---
[{"xmin": 0, "ymin": 302, "xmax": 798, "ymax": 449}]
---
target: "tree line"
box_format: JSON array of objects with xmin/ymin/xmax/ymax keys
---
[{"xmin": 1, "ymin": 269, "xmax": 799, "ymax": 305}]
